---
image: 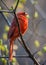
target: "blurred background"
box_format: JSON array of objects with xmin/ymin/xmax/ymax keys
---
[{"xmin": 0, "ymin": 0, "xmax": 46, "ymax": 65}]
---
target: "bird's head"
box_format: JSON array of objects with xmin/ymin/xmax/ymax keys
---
[{"xmin": 17, "ymin": 12, "xmax": 29, "ymax": 19}]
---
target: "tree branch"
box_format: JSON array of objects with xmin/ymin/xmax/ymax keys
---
[
  {"xmin": 0, "ymin": 55, "xmax": 29, "ymax": 58},
  {"xmin": 1, "ymin": 12, "xmax": 11, "ymax": 26},
  {"xmin": 13, "ymin": 0, "xmax": 19, "ymax": 12},
  {"xmin": 1, "ymin": 0, "xmax": 10, "ymax": 10},
  {"xmin": 0, "ymin": 10, "xmax": 13, "ymax": 13}
]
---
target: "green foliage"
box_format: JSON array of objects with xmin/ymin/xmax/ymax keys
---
[
  {"xmin": 0, "ymin": 39, "xmax": 18, "ymax": 65},
  {"xmin": 4, "ymin": 25, "xmax": 10, "ymax": 32},
  {"xmin": 3, "ymin": 12, "xmax": 9, "ymax": 17},
  {"xmin": 3, "ymin": 33, "xmax": 7, "ymax": 40},
  {"xmin": 37, "ymin": 51, "xmax": 43, "ymax": 56},
  {"xmin": 20, "ymin": 0, "xmax": 26, "ymax": 4},
  {"xmin": 0, "ymin": 39, "xmax": 3, "ymax": 50},
  {"xmin": 4, "ymin": 45, "xmax": 8, "ymax": 55},
  {"xmin": 1, "ymin": 45, "xmax": 5, "ymax": 51},
  {"xmin": 12, "ymin": 58, "xmax": 17, "ymax": 63},
  {"xmin": 12, "ymin": 58, "xmax": 17, "ymax": 65},
  {"xmin": 42, "ymin": 46, "xmax": 46, "ymax": 53},
  {"xmin": 18, "ymin": 2, "xmax": 24, "ymax": 8},
  {"xmin": 1, "ymin": 58, "xmax": 7, "ymax": 65},
  {"xmin": 0, "ymin": 39, "xmax": 3, "ymax": 45},
  {"xmin": 34, "ymin": 40, "xmax": 40, "ymax": 48},
  {"xmin": 11, "ymin": 2, "xmax": 24, "ymax": 9},
  {"xmin": 34, "ymin": 11, "xmax": 39, "ymax": 18},
  {"xmin": 10, "ymin": 6, "xmax": 14, "ymax": 10},
  {"xmin": 32, "ymin": 0, "xmax": 38, "ymax": 5},
  {"xmin": 0, "ymin": 58, "xmax": 7, "ymax": 65}
]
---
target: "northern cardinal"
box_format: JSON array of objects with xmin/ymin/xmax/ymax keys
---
[{"xmin": 8, "ymin": 12, "xmax": 29, "ymax": 61}]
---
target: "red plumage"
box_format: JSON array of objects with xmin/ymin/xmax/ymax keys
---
[{"xmin": 8, "ymin": 12, "xmax": 28, "ymax": 61}]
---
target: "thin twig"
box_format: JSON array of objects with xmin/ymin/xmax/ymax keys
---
[
  {"xmin": 1, "ymin": 12, "xmax": 11, "ymax": 26},
  {"xmin": 1, "ymin": 0, "xmax": 10, "ymax": 10},
  {"xmin": 0, "ymin": 10, "xmax": 13, "ymax": 13},
  {"xmin": 1, "ymin": 0, "xmax": 19, "ymax": 13},
  {"xmin": 0, "ymin": 55, "xmax": 29, "ymax": 58},
  {"xmin": 13, "ymin": 0, "xmax": 19, "ymax": 12}
]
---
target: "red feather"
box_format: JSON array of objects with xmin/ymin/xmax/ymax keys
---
[{"xmin": 8, "ymin": 12, "xmax": 28, "ymax": 61}]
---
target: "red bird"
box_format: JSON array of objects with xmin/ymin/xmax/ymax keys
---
[{"xmin": 8, "ymin": 12, "xmax": 29, "ymax": 61}]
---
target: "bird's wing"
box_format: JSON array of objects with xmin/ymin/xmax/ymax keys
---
[{"xmin": 8, "ymin": 18, "xmax": 17, "ymax": 38}]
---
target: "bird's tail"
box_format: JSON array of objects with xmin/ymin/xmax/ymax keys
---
[{"xmin": 9, "ymin": 39, "xmax": 14, "ymax": 61}]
